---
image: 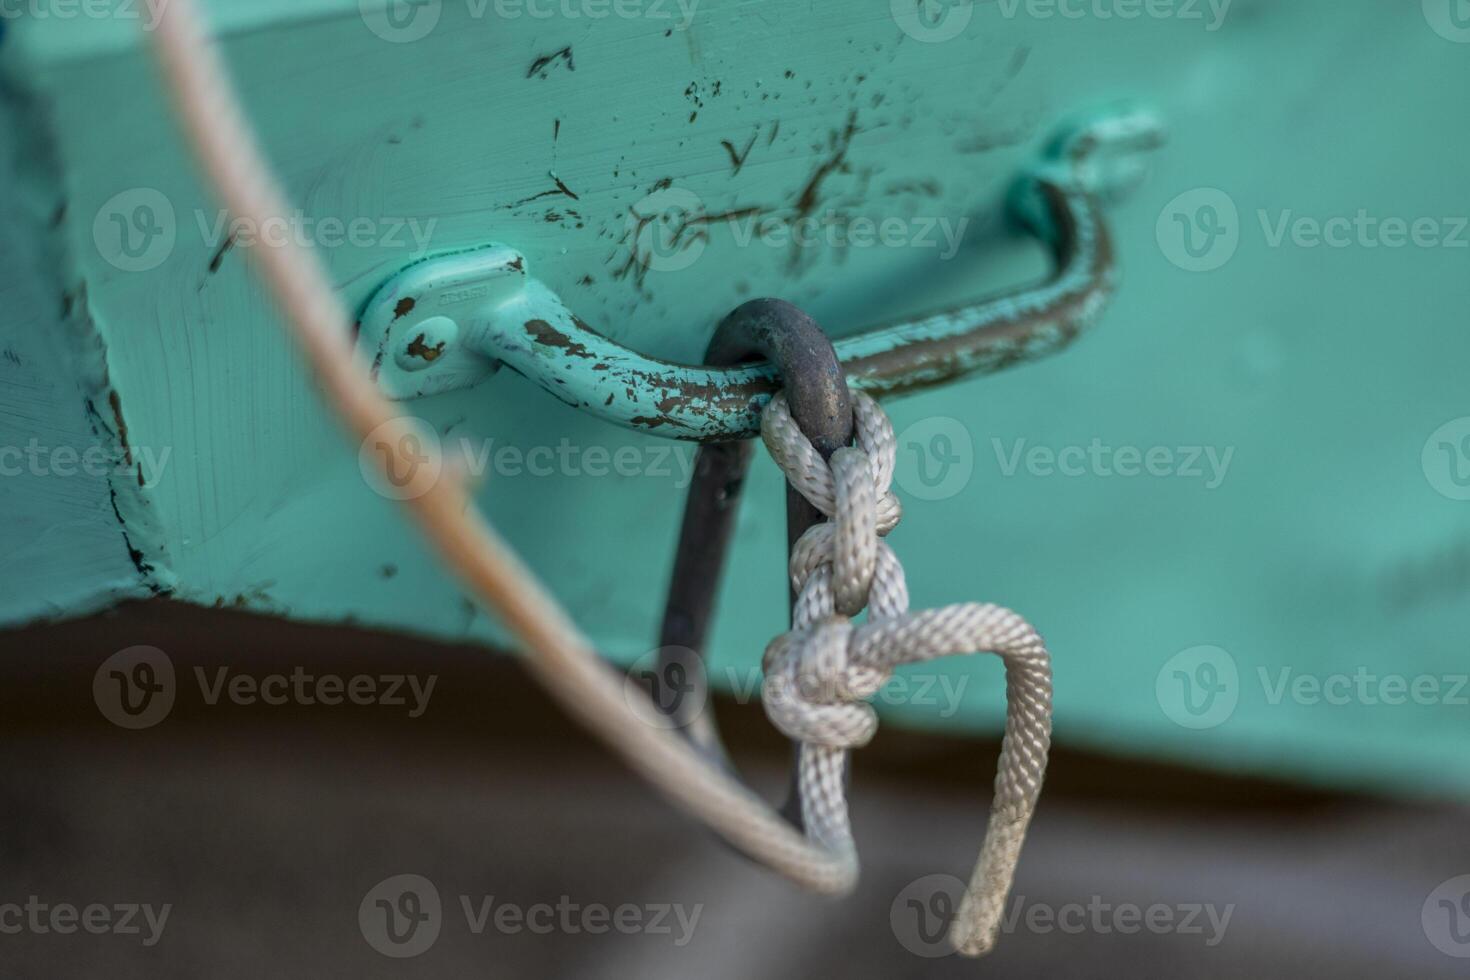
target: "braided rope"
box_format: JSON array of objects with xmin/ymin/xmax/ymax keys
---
[{"xmin": 760, "ymin": 391, "xmax": 1053, "ymax": 956}]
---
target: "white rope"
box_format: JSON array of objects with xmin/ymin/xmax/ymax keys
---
[
  {"xmin": 759, "ymin": 392, "xmax": 1052, "ymax": 954},
  {"xmin": 144, "ymin": 0, "xmax": 1050, "ymax": 955}
]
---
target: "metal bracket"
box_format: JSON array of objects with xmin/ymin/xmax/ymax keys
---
[
  {"xmin": 357, "ymin": 246, "xmax": 522, "ymax": 399},
  {"xmin": 356, "ymin": 109, "xmax": 1164, "ymax": 439}
]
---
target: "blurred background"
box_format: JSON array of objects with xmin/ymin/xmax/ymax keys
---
[{"xmin": 1, "ymin": 600, "xmax": 1466, "ymax": 978}]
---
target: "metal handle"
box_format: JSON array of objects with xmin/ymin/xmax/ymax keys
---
[{"xmin": 356, "ymin": 110, "xmax": 1163, "ymax": 440}]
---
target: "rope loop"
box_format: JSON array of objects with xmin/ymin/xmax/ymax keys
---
[{"xmin": 758, "ymin": 388, "xmax": 1054, "ymax": 956}]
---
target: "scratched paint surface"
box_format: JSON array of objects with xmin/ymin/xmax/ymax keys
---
[
  {"xmin": 0, "ymin": 116, "xmax": 156, "ymax": 623},
  {"xmin": 3, "ymin": 1, "xmax": 1470, "ymax": 795}
]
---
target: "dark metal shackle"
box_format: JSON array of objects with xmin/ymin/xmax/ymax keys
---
[{"xmin": 653, "ymin": 299, "xmax": 853, "ymax": 804}]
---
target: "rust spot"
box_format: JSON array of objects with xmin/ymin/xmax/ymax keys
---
[
  {"xmin": 527, "ymin": 46, "xmax": 575, "ymax": 79},
  {"xmin": 525, "ymin": 319, "xmax": 595, "ymax": 360},
  {"xmin": 208, "ymin": 233, "xmax": 236, "ymax": 274},
  {"xmin": 721, "ymin": 130, "xmax": 758, "ymax": 175},
  {"xmin": 695, "ymin": 207, "xmax": 762, "ymax": 226},
  {"xmin": 393, "ymin": 297, "xmax": 417, "ymax": 320},
  {"xmin": 684, "ymin": 81, "xmax": 705, "ymax": 112},
  {"xmin": 108, "ymin": 389, "xmax": 131, "ymax": 458},
  {"xmin": 506, "ymin": 174, "xmax": 579, "ymax": 209},
  {"xmin": 405, "ymin": 333, "xmax": 446, "ymax": 363},
  {"xmin": 508, "ymin": 256, "xmax": 525, "ymax": 272},
  {"xmin": 611, "ymin": 197, "xmax": 768, "ymax": 294},
  {"xmin": 793, "ymin": 109, "xmax": 858, "ymax": 222}
]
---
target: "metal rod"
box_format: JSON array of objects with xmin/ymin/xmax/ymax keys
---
[{"xmin": 653, "ymin": 300, "xmax": 853, "ymax": 824}]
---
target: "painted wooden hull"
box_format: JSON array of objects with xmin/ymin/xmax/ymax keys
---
[{"xmin": 2, "ymin": 0, "xmax": 1468, "ymax": 796}]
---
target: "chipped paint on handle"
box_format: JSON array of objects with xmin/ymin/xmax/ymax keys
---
[
  {"xmin": 360, "ymin": 111, "xmax": 1161, "ymax": 440},
  {"xmin": 482, "ymin": 177, "xmax": 1107, "ymax": 440}
]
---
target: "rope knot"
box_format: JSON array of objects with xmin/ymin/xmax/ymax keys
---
[
  {"xmin": 761, "ymin": 391, "xmax": 902, "ymax": 616},
  {"xmin": 760, "ymin": 617, "xmax": 891, "ymax": 749},
  {"xmin": 755, "ymin": 386, "xmax": 1054, "ymax": 958}
]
